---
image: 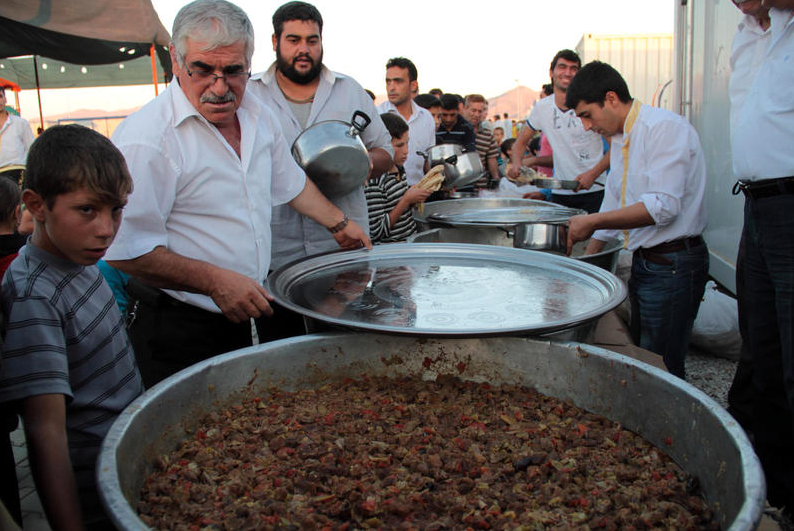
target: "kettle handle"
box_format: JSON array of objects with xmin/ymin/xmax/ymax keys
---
[{"xmin": 350, "ymin": 110, "xmax": 371, "ymax": 135}]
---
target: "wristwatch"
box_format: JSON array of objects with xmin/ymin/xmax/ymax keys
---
[{"xmin": 328, "ymin": 214, "xmax": 349, "ymax": 234}]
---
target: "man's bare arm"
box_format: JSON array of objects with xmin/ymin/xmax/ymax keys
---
[
  {"xmin": 566, "ymin": 202, "xmax": 654, "ymax": 255},
  {"xmin": 288, "ymin": 178, "xmax": 372, "ymax": 250},
  {"xmin": 507, "ymin": 125, "xmax": 536, "ymax": 179},
  {"xmin": 575, "ymin": 141, "xmax": 611, "ymax": 190},
  {"xmin": 107, "ymin": 248, "xmax": 273, "ymax": 323}
]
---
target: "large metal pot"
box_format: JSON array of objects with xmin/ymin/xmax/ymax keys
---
[
  {"xmin": 424, "ymin": 143, "xmax": 463, "ymax": 167},
  {"xmin": 98, "ymin": 334, "xmax": 765, "ymax": 530},
  {"xmin": 407, "ymin": 227, "xmax": 623, "ymax": 273},
  {"xmin": 414, "ymin": 197, "xmax": 583, "ymax": 232},
  {"xmin": 291, "ymin": 110, "xmax": 371, "ymax": 198},
  {"xmin": 443, "ymin": 151, "xmax": 485, "ymax": 189}
]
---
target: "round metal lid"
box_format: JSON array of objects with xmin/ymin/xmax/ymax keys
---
[
  {"xmin": 414, "ymin": 198, "xmax": 584, "ymax": 228},
  {"xmin": 266, "ymin": 243, "xmax": 627, "ymax": 337}
]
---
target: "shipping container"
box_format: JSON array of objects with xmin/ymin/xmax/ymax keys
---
[
  {"xmin": 673, "ymin": 0, "xmax": 743, "ymax": 293},
  {"xmin": 575, "ymin": 33, "xmax": 675, "ymax": 110}
]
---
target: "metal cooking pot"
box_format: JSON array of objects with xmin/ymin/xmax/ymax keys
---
[
  {"xmin": 98, "ymin": 334, "xmax": 765, "ymax": 531},
  {"xmin": 407, "ymin": 227, "xmax": 623, "ymax": 273},
  {"xmin": 513, "ymin": 222, "xmax": 566, "ymax": 253},
  {"xmin": 443, "ymin": 151, "xmax": 485, "ymax": 189},
  {"xmin": 423, "ymin": 143, "xmax": 463, "ymax": 167},
  {"xmin": 291, "ymin": 110, "xmax": 371, "ymax": 198}
]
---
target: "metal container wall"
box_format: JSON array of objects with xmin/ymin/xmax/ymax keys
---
[
  {"xmin": 99, "ymin": 334, "xmax": 764, "ymax": 531},
  {"xmin": 575, "ymin": 33, "xmax": 675, "ymax": 110}
]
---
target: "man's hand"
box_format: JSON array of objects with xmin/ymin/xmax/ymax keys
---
[
  {"xmin": 507, "ymin": 164, "xmax": 522, "ymax": 180},
  {"xmin": 206, "ymin": 268, "xmax": 274, "ymax": 323},
  {"xmin": 566, "ymin": 214, "xmax": 596, "ymax": 256},
  {"xmin": 522, "ymin": 191, "xmax": 546, "ymax": 200},
  {"xmin": 574, "ymin": 168, "xmax": 600, "ymax": 192},
  {"xmin": 333, "ymin": 219, "xmax": 372, "ymax": 250}
]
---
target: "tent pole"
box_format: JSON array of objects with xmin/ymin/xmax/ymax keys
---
[
  {"xmin": 32, "ymin": 55, "xmax": 44, "ymax": 131},
  {"xmin": 150, "ymin": 44, "xmax": 159, "ymax": 96}
]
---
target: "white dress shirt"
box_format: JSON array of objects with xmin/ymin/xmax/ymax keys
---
[
  {"xmin": 593, "ymin": 104, "xmax": 707, "ymax": 251},
  {"xmin": 377, "ymin": 100, "xmax": 436, "ymax": 185},
  {"xmin": 733, "ymin": 8, "xmax": 794, "ymax": 180},
  {"xmin": 729, "ymin": 14, "xmax": 771, "ymax": 146},
  {"xmin": 248, "ymin": 64, "xmax": 393, "ymax": 270},
  {"xmin": 105, "ymin": 81, "xmax": 306, "ymax": 312},
  {"xmin": 0, "ymin": 113, "xmax": 34, "ymax": 167},
  {"xmin": 526, "ymin": 95, "xmax": 605, "ymax": 196}
]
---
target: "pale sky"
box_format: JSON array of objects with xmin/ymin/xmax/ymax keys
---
[{"xmin": 16, "ymin": 0, "xmax": 675, "ymax": 122}]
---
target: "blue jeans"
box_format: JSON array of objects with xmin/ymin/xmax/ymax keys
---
[
  {"xmin": 741, "ymin": 193, "xmax": 794, "ymax": 510},
  {"xmin": 629, "ymin": 241, "xmax": 709, "ymax": 379}
]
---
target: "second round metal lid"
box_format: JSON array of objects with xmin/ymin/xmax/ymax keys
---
[{"xmin": 266, "ymin": 243, "xmax": 626, "ymax": 337}]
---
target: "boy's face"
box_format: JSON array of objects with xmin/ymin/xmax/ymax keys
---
[
  {"xmin": 493, "ymin": 127, "xmax": 504, "ymax": 145},
  {"xmin": 23, "ymin": 187, "xmax": 125, "ymax": 265},
  {"xmin": 391, "ymin": 131, "xmax": 409, "ymax": 167}
]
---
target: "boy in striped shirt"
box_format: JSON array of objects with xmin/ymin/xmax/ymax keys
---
[
  {"xmin": 0, "ymin": 125, "xmax": 143, "ymax": 529},
  {"xmin": 365, "ymin": 113, "xmax": 433, "ymax": 243}
]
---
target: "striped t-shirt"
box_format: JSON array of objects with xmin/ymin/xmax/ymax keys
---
[
  {"xmin": 365, "ymin": 168, "xmax": 418, "ymax": 243},
  {"xmin": 0, "ymin": 243, "xmax": 143, "ymax": 509},
  {"xmin": 474, "ymin": 126, "xmax": 501, "ymax": 189}
]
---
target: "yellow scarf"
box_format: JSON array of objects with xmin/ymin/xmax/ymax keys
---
[{"xmin": 620, "ymin": 100, "xmax": 643, "ymax": 248}]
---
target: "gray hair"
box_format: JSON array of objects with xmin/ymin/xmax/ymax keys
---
[{"xmin": 172, "ymin": 0, "xmax": 255, "ymax": 67}]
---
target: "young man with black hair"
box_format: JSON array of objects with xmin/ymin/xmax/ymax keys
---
[
  {"xmin": 435, "ymin": 93, "xmax": 476, "ymax": 152},
  {"xmin": 564, "ymin": 60, "xmax": 709, "ymax": 381},
  {"xmin": 508, "ymin": 49, "xmax": 609, "ymax": 213},
  {"xmin": 378, "ymin": 57, "xmax": 435, "ymax": 186}
]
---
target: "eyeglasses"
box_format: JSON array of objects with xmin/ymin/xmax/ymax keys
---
[{"xmin": 185, "ymin": 66, "xmax": 251, "ymax": 85}]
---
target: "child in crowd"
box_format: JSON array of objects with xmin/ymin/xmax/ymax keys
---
[
  {"xmin": 365, "ymin": 113, "xmax": 433, "ymax": 243},
  {"xmin": 0, "ymin": 178, "xmax": 26, "ymax": 279},
  {"xmin": 0, "ymin": 125, "xmax": 144, "ymax": 530},
  {"xmin": 0, "ymin": 176, "xmax": 26, "ymax": 526}
]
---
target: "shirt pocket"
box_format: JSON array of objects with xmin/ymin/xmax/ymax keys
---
[{"xmin": 764, "ymin": 55, "xmax": 794, "ymax": 110}]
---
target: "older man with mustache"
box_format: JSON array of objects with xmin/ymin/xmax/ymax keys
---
[{"xmin": 105, "ymin": 0, "xmax": 370, "ymax": 386}]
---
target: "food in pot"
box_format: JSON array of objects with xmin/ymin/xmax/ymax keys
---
[{"xmin": 139, "ymin": 375, "xmax": 717, "ymax": 530}]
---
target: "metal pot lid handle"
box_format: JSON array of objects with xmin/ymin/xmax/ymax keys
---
[
  {"xmin": 444, "ymin": 154, "xmax": 458, "ymax": 165},
  {"xmin": 349, "ymin": 110, "xmax": 371, "ymax": 136}
]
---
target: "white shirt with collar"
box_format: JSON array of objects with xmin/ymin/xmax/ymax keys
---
[
  {"xmin": 729, "ymin": 13, "xmax": 771, "ymax": 144},
  {"xmin": 733, "ymin": 8, "xmax": 794, "ymax": 181},
  {"xmin": 526, "ymin": 95, "xmax": 605, "ymax": 196},
  {"xmin": 593, "ymin": 104, "xmax": 707, "ymax": 251},
  {"xmin": 105, "ymin": 81, "xmax": 306, "ymax": 312},
  {"xmin": 248, "ymin": 64, "xmax": 393, "ymax": 270},
  {"xmin": 0, "ymin": 113, "xmax": 35, "ymax": 167},
  {"xmin": 377, "ymin": 99, "xmax": 435, "ymax": 185}
]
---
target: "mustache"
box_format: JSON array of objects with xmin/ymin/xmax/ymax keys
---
[
  {"xmin": 293, "ymin": 53, "xmax": 313, "ymax": 65},
  {"xmin": 201, "ymin": 91, "xmax": 236, "ymax": 104}
]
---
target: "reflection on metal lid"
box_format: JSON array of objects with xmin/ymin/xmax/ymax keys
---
[
  {"xmin": 414, "ymin": 198, "xmax": 584, "ymax": 229},
  {"xmin": 266, "ymin": 243, "xmax": 626, "ymax": 337}
]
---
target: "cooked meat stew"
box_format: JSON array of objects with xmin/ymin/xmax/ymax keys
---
[{"xmin": 140, "ymin": 375, "xmax": 717, "ymax": 530}]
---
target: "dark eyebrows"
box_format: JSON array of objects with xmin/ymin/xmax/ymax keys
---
[
  {"xmin": 385, "ymin": 77, "xmax": 406, "ymax": 83},
  {"xmin": 284, "ymin": 32, "xmax": 320, "ymax": 41},
  {"xmin": 188, "ymin": 60, "xmax": 246, "ymax": 73}
]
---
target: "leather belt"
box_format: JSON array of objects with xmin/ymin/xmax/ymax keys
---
[
  {"xmin": 732, "ymin": 176, "xmax": 794, "ymax": 199},
  {"xmin": 635, "ymin": 236, "xmax": 704, "ymax": 265}
]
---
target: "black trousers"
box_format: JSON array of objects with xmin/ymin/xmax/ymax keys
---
[
  {"xmin": 551, "ymin": 189, "xmax": 604, "ymax": 214},
  {"xmin": 127, "ymin": 284, "xmax": 254, "ymax": 388},
  {"xmin": 126, "ymin": 281, "xmax": 310, "ymax": 387}
]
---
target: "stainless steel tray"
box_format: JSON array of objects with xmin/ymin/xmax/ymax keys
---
[{"xmin": 266, "ymin": 243, "xmax": 626, "ymax": 337}]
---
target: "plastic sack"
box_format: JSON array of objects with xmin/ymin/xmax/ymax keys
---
[
  {"xmin": 690, "ymin": 280, "xmax": 741, "ymax": 360},
  {"xmin": 497, "ymin": 177, "xmax": 542, "ymax": 198}
]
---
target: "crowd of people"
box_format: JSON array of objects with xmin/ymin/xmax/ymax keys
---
[{"xmin": 0, "ymin": 0, "xmax": 793, "ymax": 528}]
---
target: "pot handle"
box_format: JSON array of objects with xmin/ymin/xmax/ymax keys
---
[
  {"xmin": 444, "ymin": 154, "xmax": 458, "ymax": 165},
  {"xmin": 416, "ymin": 151, "xmax": 429, "ymax": 160},
  {"xmin": 350, "ymin": 110, "xmax": 371, "ymax": 135}
]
